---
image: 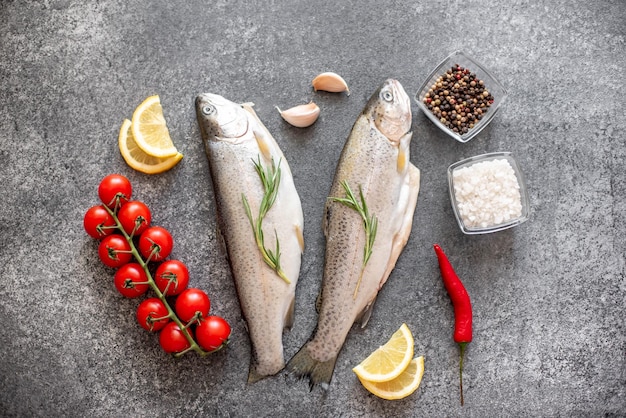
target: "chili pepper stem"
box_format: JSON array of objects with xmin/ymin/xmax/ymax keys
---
[{"xmin": 459, "ymin": 341, "xmax": 467, "ymax": 406}]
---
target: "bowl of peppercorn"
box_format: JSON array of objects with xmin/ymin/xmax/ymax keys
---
[
  {"xmin": 447, "ymin": 152, "xmax": 530, "ymax": 234},
  {"xmin": 415, "ymin": 50, "xmax": 507, "ymax": 143}
]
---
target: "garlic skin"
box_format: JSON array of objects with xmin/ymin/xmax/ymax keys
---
[
  {"xmin": 312, "ymin": 72, "xmax": 350, "ymax": 95},
  {"xmin": 276, "ymin": 102, "xmax": 320, "ymax": 128}
]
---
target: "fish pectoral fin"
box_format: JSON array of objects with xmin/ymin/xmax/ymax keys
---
[
  {"xmin": 253, "ymin": 128, "xmax": 272, "ymax": 162},
  {"xmin": 396, "ymin": 132, "xmax": 412, "ymax": 173},
  {"xmin": 357, "ymin": 296, "xmax": 378, "ymax": 328},
  {"xmin": 295, "ymin": 223, "xmax": 305, "ymax": 252},
  {"xmin": 284, "ymin": 296, "xmax": 296, "ymax": 330}
]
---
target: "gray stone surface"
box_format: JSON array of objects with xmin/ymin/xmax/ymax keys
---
[{"xmin": 1, "ymin": 0, "xmax": 624, "ymax": 416}]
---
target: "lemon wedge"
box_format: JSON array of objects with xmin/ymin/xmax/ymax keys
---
[
  {"xmin": 352, "ymin": 323, "xmax": 414, "ymax": 383},
  {"xmin": 118, "ymin": 119, "xmax": 183, "ymax": 174},
  {"xmin": 358, "ymin": 356, "xmax": 425, "ymax": 400},
  {"xmin": 131, "ymin": 95, "xmax": 179, "ymax": 158}
]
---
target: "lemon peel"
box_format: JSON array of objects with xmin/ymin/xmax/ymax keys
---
[
  {"xmin": 352, "ymin": 323, "xmax": 414, "ymax": 383},
  {"xmin": 118, "ymin": 119, "xmax": 182, "ymax": 174}
]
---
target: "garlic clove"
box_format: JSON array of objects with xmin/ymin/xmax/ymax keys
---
[
  {"xmin": 312, "ymin": 72, "xmax": 350, "ymax": 95},
  {"xmin": 276, "ymin": 102, "xmax": 320, "ymax": 128}
]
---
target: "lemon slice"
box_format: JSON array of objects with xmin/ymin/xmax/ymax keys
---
[
  {"xmin": 352, "ymin": 323, "xmax": 414, "ymax": 383},
  {"xmin": 118, "ymin": 119, "xmax": 183, "ymax": 174},
  {"xmin": 131, "ymin": 95, "xmax": 178, "ymax": 158},
  {"xmin": 358, "ymin": 356, "xmax": 425, "ymax": 400}
]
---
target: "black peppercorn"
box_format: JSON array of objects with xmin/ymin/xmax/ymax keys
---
[{"xmin": 423, "ymin": 63, "xmax": 495, "ymax": 134}]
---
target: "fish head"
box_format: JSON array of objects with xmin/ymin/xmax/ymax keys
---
[
  {"xmin": 195, "ymin": 93, "xmax": 249, "ymax": 142},
  {"xmin": 364, "ymin": 79, "xmax": 412, "ymax": 144}
]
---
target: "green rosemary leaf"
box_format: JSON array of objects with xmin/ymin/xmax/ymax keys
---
[
  {"xmin": 329, "ymin": 180, "xmax": 378, "ymax": 270},
  {"xmin": 242, "ymin": 156, "xmax": 290, "ymax": 284},
  {"xmin": 364, "ymin": 214, "xmax": 378, "ymax": 265},
  {"xmin": 242, "ymin": 194, "xmax": 254, "ymax": 229}
]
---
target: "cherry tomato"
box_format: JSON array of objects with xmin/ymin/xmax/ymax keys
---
[
  {"xmin": 138, "ymin": 226, "xmax": 173, "ymax": 262},
  {"xmin": 83, "ymin": 205, "xmax": 117, "ymax": 239},
  {"xmin": 195, "ymin": 315, "xmax": 231, "ymax": 351},
  {"xmin": 175, "ymin": 288, "xmax": 210, "ymax": 323},
  {"xmin": 97, "ymin": 234, "xmax": 132, "ymax": 268},
  {"xmin": 117, "ymin": 200, "xmax": 151, "ymax": 236},
  {"xmin": 98, "ymin": 174, "xmax": 132, "ymax": 209},
  {"xmin": 159, "ymin": 322, "xmax": 192, "ymax": 354},
  {"xmin": 113, "ymin": 263, "xmax": 149, "ymax": 298},
  {"xmin": 155, "ymin": 260, "xmax": 189, "ymax": 296},
  {"xmin": 136, "ymin": 298, "xmax": 170, "ymax": 331}
]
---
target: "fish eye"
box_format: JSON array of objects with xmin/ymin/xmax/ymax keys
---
[
  {"xmin": 382, "ymin": 90, "xmax": 393, "ymax": 102},
  {"xmin": 202, "ymin": 104, "xmax": 216, "ymax": 116}
]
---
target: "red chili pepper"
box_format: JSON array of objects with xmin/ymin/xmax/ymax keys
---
[{"xmin": 434, "ymin": 244, "xmax": 472, "ymax": 406}]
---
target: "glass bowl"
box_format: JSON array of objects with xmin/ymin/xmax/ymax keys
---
[
  {"xmin": 415, "ymin": 50, "xmax": 508, "ymax": 143},
  {"xmin": 447, "ymin": 152, "xmax": 529, "ymax": 234}
]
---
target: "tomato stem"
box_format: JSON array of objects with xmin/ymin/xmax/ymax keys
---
[
  {"xmin": 103, "ymin": 204, "xmax": 213, "ymax": 357},
  {"xmin": 125, "ymin": 280, "xmax": 151, "ymax": 288}
]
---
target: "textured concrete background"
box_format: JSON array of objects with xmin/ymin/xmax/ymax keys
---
[{"xmin": 1, "ymin": 0, "xmax": 624, "ymax": 417}]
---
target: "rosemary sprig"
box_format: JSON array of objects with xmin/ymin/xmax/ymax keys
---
[
  {"xmin": 329, "ymin": 180, "xmax": 378, "ymax": 297},
  {"xmin": 242, "ymin": 156, "xmax": 290, "ymax": 284}
]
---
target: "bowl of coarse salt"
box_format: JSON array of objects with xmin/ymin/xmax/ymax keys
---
[{"xmin": 447, "ymin": 152, "xmax": 529, "ymax": 234}]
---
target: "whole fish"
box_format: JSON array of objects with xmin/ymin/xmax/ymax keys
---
[
  {"xmin": 196, "ymin": 93, "xmax": 305, "ymax": 382},
  {"xmin": 287, "ymin": 79, "xmax": 420, "ymax": 389}
]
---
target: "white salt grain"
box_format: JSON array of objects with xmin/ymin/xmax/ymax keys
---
[{"xmin": 452, "ymin": 158, "xmax": 522, "ymax": 228}]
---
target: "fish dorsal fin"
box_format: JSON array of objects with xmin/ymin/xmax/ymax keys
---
[
  {"xmin": 315, "ymin": 291, "xmax": 322, "ymax": 314},
  {"xmin": 357, "ymin": 297, "xmax": 377, "ymax": 328},
  {"xmin": 322, "ymin": 201, "xmax": 332, "ymax": 238},
  {"xmin": 215, "ymin": 223, "xmax": 229, "ymax": 262},
  {"xmin": 284, "ymin": 296, "xmax": 296, "ymax": 330}
]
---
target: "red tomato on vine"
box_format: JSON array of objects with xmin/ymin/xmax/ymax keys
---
[
  {"xmin": 98, "ymin": 235, "xmax": 132, "ymax": 268},
  {"xmin": 196, "ymin": 316, "xmax": 231, "ymax": 351},
  {"xmin": 138, "ymin": 226, "xmax": 173, "ymax": 262},
  {"xmin": 98, "ymin": 174, "xmax": 132, "ymax": 209}
]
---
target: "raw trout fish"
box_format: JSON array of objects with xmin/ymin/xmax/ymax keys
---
[
  {"xmin": 196, "ymin": 93, "xmax": 305, "ymax": 382},
  {"xmin": 287, "ymin": 79, "xmax": 420, "ymax": 389}
]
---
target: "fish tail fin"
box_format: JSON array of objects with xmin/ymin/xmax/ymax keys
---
[
  {"xmin": 247, "ymin": 366, "xmax": 267, "ymax": 384},
  {"xmin": 247, "ymin": 361, "xmax": 285, "ymax": 384},
  {"xmin": 287, "ymin": 344, "xmax": 337, "ymax": 391}
]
